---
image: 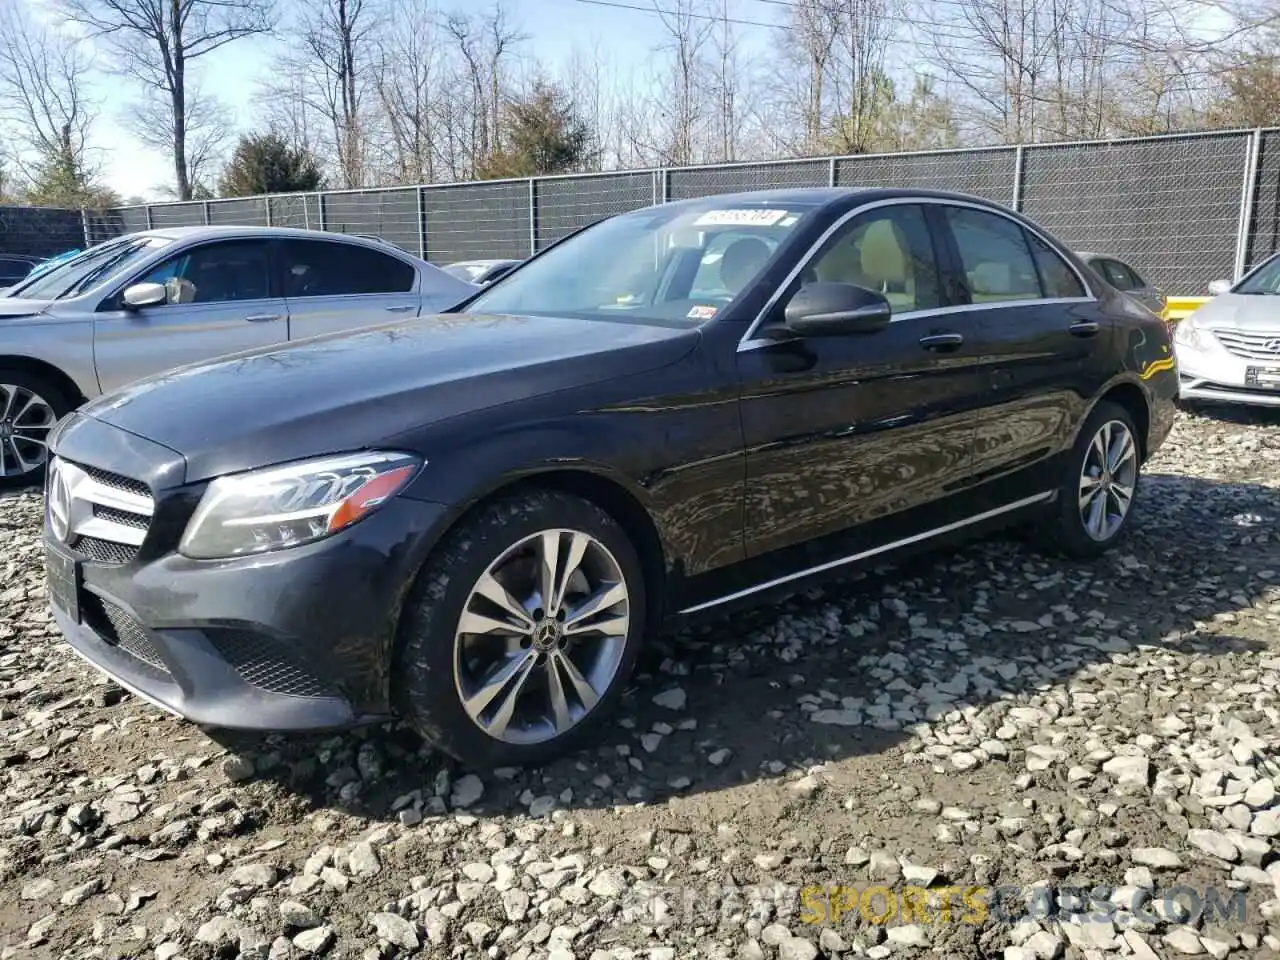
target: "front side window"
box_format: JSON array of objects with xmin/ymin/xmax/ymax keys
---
[
  {"xmin": 945, "ymin": 207, "xmax": 1042, "ymax": 304},
  {"xmin": 806, "ymin": 204, "xmax": 943, "ymax": 312},
  {"xmin": 462, "ymin": 201, "xmax": 816, "ymax": 325},
  {"xmin": 281, "ymin": 240, "xmax": 416, "ymax": 297},
  {"xmin": 139, "ymin": 240, "xmax": 272, "ymax": 304}
]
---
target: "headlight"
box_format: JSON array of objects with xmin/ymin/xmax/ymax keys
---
[
  {"xmin": 1174, "ymin": 318, "xmax": 1208, "ymax": 351},
  {"xmin": 179, "ymin": 451, "xmax": 422, "ymax": 559}
]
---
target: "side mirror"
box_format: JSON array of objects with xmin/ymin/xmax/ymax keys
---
[
  {"xmin": 783, "ymin": 281, "xmax": 892, "ymax": 336},
  {"xmin": 1207, "ymin": 279, "xmax": 1231, "ymax": 296},
  {"xmin": 122, "ymin": 282, "xmax": 168, "ymax": 309}
]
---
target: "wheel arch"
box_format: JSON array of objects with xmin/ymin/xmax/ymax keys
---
[
  {"xmin": 403, "ymin": 464, "xmax": 672, "ymax": 635},
  {"xmin": 1084, "ymin": 376, "xmax": 1152, "ymax": 462},
  {"xmin": 0, "ymin": 355, "xmax": 89, "ymax": 409}
]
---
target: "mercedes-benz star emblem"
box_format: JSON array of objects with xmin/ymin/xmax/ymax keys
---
[{"xmin": 47, "ymin": 461, "xmax": 70, "ymax": 542}]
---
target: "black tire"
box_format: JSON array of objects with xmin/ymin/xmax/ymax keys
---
[
  {"xmin": 394, "ymin": 488, "xmax": 648, "ymax": 769},
  {"xmin": 1046, "ymin": 400, "xmax": 1142, "ymax": 559},
  {"xmin": 0, "ymin": 369, "xmax": 73, "ymax": 490}
]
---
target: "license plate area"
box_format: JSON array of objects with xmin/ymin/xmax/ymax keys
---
[
  {"xmin": 1246, "ymin": 366, "xmax": 1280, "ymax": 389},
  {"xmin": 45, "ymin": 541, "xmax": 81, "ymax": 624}
]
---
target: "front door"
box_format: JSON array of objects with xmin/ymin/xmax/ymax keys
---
[
  {"xmin": 736, "ymin": 202, "xmax": 988, "ymax": 565},
  {"xmin": 93, "ymin": 238, "xmax": 288, "ymax": 395}
]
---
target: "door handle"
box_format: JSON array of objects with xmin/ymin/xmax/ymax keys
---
[
  {"xmin": 1069, "ymin": 319, "xmax": 1100, "ymax": 337},
  {"xmin": 919, "ymin": 332, "xmax": 964, "ymax": 351},
  {"xmin": 384, "ymin": 305, "xmax": 415, "ymax": 313},
  {"xmin": 243, "ymin": 314, "xmax": 280, "ymax": 323}
]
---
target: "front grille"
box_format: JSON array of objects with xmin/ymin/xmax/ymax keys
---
[
  {"xmin": 81, "ymin": 465, "xmax": 151, "ymax": 500},
  {"xmin": 82, "ymin": 593, "xmax": 169, "ymax": 676},
  {"xmin": 1213, "ymin": 329, "xmax": 1280, "ymax": 360},
  {"xmin": 209, "ymin": 631, "xmax": 334, "ymax": 699},
  {"xmin": 49, "ymin": 457, "xmax": 155, "ymax": 566},
  {"xmin": 77, "ymin": 537, "xmax": 139, "ymax": 565}
]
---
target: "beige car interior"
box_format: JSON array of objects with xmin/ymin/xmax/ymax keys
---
[{"xmin": 812, "ymin": 218, "xmax": 920, "ymax": 310}]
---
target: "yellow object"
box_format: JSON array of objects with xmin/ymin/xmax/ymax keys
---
[{"xmin": 1161, "ymin": 296, "xmax": 1211, "ymax": 322}]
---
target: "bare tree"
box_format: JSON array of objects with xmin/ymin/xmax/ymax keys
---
[
  {"xmin": 0, "ymin": 4, "xmax": 97, "ymax": 187},
  {"xmin": 292, "ymin": 0, "xmax": 379, "ymax": 188},
  {"xmin": 372, "ymin": 0, "xmax": 444, "ymax": 183},
  {"xmin": 788, "ymin": 0, "xmax": 843, "ymax": 149},
  {"xmin": 441, "ymin": 3, "xmax": 527, "ymax": 177},
  {"xmin": 61, "ymin": 0, "xmax": 272, "ymax": 200},
  {"xmin": 825, "ymin": 0, "xmax": 894, "ymax": 152},
  {"xmin": 648, "ymin": 0, "xmax": 716, "ymax": 165},
  {"xmin": 130, "ymin": 79, "xmax": 232, "ymax": 197}
]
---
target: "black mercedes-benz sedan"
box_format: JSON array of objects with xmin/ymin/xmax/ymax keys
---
[{"xmin": 42, "ymin": 188, "xmax": 1178, "ymax": 767}]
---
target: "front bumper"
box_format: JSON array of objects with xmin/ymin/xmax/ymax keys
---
[
  {"xmin": 1175, "ymin": 343, "xmax": 1280, "ymax": 407},
  {"xmin": 45, "ymin": 488, "xmax": 449, "ymax": 733}
]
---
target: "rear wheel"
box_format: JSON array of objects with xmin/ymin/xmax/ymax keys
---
[
  {"xmin": 394, "ymin": 489, "xmax": 647, "ymax": 769},
  {"xmin": 1047, "ymin": 400, "xmax": 1142, "ymax": 558},
  {"xmin": 0, "ymin": 371, "xmax": 70, "ymax": 489}
]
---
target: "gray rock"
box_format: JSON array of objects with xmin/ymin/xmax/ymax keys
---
[
  {"xmin": 195, "ymin": 916, "xmax": 244, "ymax": 948},
  {"xmin": 653, "ymin": 687, "xmax": 687, "ymax": 710},
  {"xmin": 1187, "ymin": 829, "xmax": 1238, "ymax": 862},
  {"xmin": 1131, "ymin": 847, "xmax": 1181, "ymax": 869},
  {"xmin": 370, "ymin": 912, "xmax": 419, "ymax": 950},
  {"xmin": 231, "ymin": 864, "xmax": 278, "ymax": 889},
  {"xmin": 222, "ymin": 756, "xmax": 256, "ymax": 782},
  {"xmin": 280, "ymin": 900, "xmax": 320, "ymax": 929},
  {"xmin": 1162, "ymin": 927, "xmax": 1205, "ymax": 955},
  {"xmin": 348, "ymin": 842, "xmax": 380, "ymax": 878},
  {"xmin": 1245, "ymin": 778, "xmax": 1276, "ymax": 809},
  {"xmin": 60, "ymin": 877, "xmax": 104, "ymax": 907},
  {"xmin": 293, "ymin": 926, "xmax": 334, "ymax": 955},
  {"xmin": 451, "ymin": 774, "xmax": 484, "ymax": 809},
  {"xmin": 777, "ymin": 938, "xmax": 819, "ymax": 960}
]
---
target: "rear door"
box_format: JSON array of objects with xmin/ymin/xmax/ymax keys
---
[
  {"xmin": 93, "ymin": 238, "xmax": 288, "ymax": 394},
  {"xmin": 936, "ymin": 203, "xmax": 1107, "ymax": 498},
  {"xmin": 280, "ymin": 238, "xmax": 422, "ymax": 341}
]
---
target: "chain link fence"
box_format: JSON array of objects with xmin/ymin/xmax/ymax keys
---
[{"xmin": 78, "ymin": 127, "xmax": 1280, "ymax": 295}]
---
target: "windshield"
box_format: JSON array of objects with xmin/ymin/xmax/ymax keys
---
[
  {"xmin": 7, "ymin": 236, "xmax": 172, "ymax": 300},
  {"xmin": 1236, "ymin": 255, "xmax": 1280, "ymax": 295},
  {"xmin": 462, "ymin": 200, "xmax": 816, "ymax": 324}
]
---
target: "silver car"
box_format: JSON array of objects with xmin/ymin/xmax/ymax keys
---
[
  {"xmin": 1174, "ymin": 253, "xmax": 1280, "ymax": 407},
  {"xmin": 0, "ymin": 226, "xmax": 477, "ymax": 483}
]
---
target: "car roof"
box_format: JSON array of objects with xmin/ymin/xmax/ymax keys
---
[
  {"xmin": 132, "ymin": 224, "xmax": 420, "ymax": 254},
  {"xmin": 646, "ymin": 186, "xmax": 1015, "ymax": 210}
]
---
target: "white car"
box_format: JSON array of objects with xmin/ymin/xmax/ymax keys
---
[{"xmin": 1174, "ymin": 255, "xmax": 1280, "ymax": 407}]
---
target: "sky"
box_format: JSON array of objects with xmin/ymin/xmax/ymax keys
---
[{"xmin": 27, "ymin": 0, "xmax": 755, "ymax": 201}]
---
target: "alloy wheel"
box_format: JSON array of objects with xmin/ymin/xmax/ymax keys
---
[
  {"xmin": 1078, "ymin": 419, "xmax": 1138, "ymax": 542},
  {"xmin": 0, "ymin": 383, "xmax": 56, "ymax": 479},
  {"xmin": 453, "ymin": 528, "xmax": 631, "ymax": 745}
]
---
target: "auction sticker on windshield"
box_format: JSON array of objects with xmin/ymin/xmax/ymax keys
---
[
  {"xmin": 694, "ymin": 209, "xmax": 790, "ymax": 227},
  {"xmin": 687, "ymin": 305, "xmax": 718, "ymax": 320}
]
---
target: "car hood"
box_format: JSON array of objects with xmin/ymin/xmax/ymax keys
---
[
  {"xmin": 0, "ymin": 297, "xmax": 51, "ymax": 317},
  {"xmin": 1191, "ymin": 293, "xmax": 1280, "ymax": 329},
  {"xmin": 75, "ymin": 311, "xmax": 700, "ymax": 483}
]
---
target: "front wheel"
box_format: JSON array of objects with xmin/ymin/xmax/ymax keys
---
[
  {"xmin": 394, "ymin": 489, "xmax": 648, "ymax": 769},
  {"xmin": 0, "ymin": 371, "xmax": 71, "ymax": 489},
  {"xmin": 1047, "ymin": 400, "xmax": 1142, "ymax": 558}
]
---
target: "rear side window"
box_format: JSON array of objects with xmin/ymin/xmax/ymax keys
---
[
  {"xmin": 1099, "ymin": 259, "xmax": 1136, "ymax": 291},
  {"xmin": 943, "ymin": 207, "xmax": 1041, "ymax": 303},
  {"xmin": 1029, "ymin": 235, "xmax": 1086, "ymax": 298},
  {"xmin": 281, "ymin": 240, "xmax": 416, "ymax": 297}
]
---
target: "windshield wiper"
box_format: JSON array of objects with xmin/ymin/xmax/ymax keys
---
[{"xmin": 56, "ymin": 245, "xmax": 144, "ymax": 299}]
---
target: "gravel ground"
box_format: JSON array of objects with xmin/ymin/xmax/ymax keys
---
[{"xmin": 3, "ymin": 406, "xmax": 1280, "ymax": 960}]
